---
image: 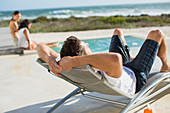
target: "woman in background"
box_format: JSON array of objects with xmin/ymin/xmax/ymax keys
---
[
  {"xmin": 18, "ymin": 19, "xmax": 58, "ymax": 50},
  {"xmin": 9, "ymin": 11, "xmax": 21, "ymax": 46}
]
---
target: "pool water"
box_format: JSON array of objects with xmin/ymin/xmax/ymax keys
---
[{"xmin": 52, "ymin": 36, "xmax": 144, "ymax": 53}]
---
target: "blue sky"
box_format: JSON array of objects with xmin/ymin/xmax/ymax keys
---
[{"xmin": 0, "ymin": 0, "xmax": 170, "ymax": 11}]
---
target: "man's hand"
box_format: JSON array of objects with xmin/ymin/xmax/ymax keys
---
[
  {"xmin": 36, "ymin": 43, "xmax": 62, "ymax": 76},
  {"xmin": 59, "ymin": 56, "xmax": 74, "ymax": 72},
  {"xmin": 47, "ymin": 56, "xmax": 63, "ymax": 76}
]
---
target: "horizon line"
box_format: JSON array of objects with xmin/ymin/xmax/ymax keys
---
[{"xmin": 0, "ymin": 1, "xmax": 170, "ymax": 12}]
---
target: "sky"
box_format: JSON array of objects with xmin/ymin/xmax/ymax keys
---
[{"xmin": 0, "ymin": 0, "xmax": 170, "ymax": 11}]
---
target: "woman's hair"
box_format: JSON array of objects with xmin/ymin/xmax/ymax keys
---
[
  {"xmin": 11, "ymin": 11, "xmax": 21, "ymax": 20},
  {"xmin": 18, "ymin": 19, "xmax": 31, "ymax": 30}
]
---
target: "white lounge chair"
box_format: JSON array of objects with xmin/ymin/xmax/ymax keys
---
[
  {"xmin": 37, "ymin": 58, "xmax": 170, "ymax": 113},
  {"xmin": 0, "ymin": 46, "xmax": 24, "ymax": 55}
]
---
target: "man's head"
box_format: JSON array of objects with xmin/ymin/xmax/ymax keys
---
[{"xmin": 60, "ymin": 36, "xmax": 92, "ymax": 58}]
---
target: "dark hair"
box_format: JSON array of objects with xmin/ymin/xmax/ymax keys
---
[
  {"xmin": 60, "ymin": 36, "xmax": 85, "ymax": 58},
  {"xmin": 18, "ymin": 19, "xmax": 31, "ymax": 30},
  {"xmin": 11, "ymin": 11, "xmax": 21, "ymax": 20}
]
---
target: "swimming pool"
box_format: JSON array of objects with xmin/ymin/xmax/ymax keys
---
[{"xmin": 52, "ymin": 36, "xmax": 144, "ymax": 53}]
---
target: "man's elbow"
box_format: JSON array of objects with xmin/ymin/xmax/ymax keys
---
[
  {"xmin": 37, "ymin": 44, "xmax": 41, "ymax": 50},
  {"xmin": 114, "ymin": 53, "xmax": 122, "ymax": 62},
  {"xmin": 110, "ymin": 53, "xmax": 123, "ymax": 78},
  {"xmin": 37, "ymin": 44, "xmax": 46, "ymax": 53},
  {"xmin": 36, "ymin": 44, "xmax": 45, "ymax": 57},
  {"xmin": 109, "ymin": 53, "xmax": 122, "ymax": 64}
]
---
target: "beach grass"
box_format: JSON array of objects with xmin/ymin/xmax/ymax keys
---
[{"xmin": 0, "ymin": 14, "xmax": 170, "ymax": 33}]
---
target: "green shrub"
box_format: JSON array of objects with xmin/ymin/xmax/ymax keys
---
[
  {"xmin": 0, "ymin": 14, "xmax": 170, "ymax": 32},
  {"xmin": 0, "ymin": 20, "xmax": 10, "ymax": 27},
  {"xmin": 32, "ymin": 16, "xmax": 49, "ymax": 23},
  {"xmin": 99, "ymin": 16, "xmax": 126, "ymax": 24}
]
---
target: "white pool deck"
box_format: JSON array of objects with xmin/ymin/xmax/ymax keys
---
[{"xmin": 0, "ymin": 27, "xmax": 170, "ymax": 113}]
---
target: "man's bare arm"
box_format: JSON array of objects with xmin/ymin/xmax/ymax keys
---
[
  {"xmin": 59, "ymin": 53, "xmax": 123, "ymax": 78},
  {"xmin": 37, "ymin": 44, "xmax": 58, "ymax": 62},
  {"xmin": 37, "ymin": 44, "xmax": 62, "ymax": 75}
]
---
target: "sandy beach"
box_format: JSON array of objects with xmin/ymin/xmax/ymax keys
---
[{"xmin": 0, "ymin": 26, "xmax": 170, "ymax": 113}]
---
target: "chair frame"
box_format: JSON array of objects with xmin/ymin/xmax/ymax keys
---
[
  {"xmin": 0, "ymin": 46, "xmax": 24, "ymax": 55},
  {"xmin": 37, "ymin": 58, "xmax": 170, "ymax": 113}
]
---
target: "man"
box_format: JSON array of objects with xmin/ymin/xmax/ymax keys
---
[{"xmin": 37, "ymin": 29, "xmax": 170, "ymax": 95}]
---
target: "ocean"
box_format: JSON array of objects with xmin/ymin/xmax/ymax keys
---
[{"xmin": 0, "ymin": 2, "xmax": 170, "ymax": 21}]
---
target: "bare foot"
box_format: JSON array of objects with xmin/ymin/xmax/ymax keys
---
[
  {"xmin": 47, "ymin": 41, "xmax": 59, "ymax": 45},
  {"xmin": 160, "ymin": 63, "xmax": 170, "ymax": 72},
  {"xmin": 48, "ymin": 42, "xmax": 60, "ymax": 48},
  {"xmin": 48, "ymin": 44, "xmax": 57, "ymax": 48}
]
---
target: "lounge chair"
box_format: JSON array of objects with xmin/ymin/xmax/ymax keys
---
[
  {"xmin": 37, "ymin": 58, "xmax": 170, "ymax": 113},
  {"xmin": 0, "ymin": 46, "xmax": 24, "ymax": 55}
]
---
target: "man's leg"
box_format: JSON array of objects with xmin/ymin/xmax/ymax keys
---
[
  {"xmin": 109, "ymin": 29, "xmax": 134, "ymax": 64},
  {"xmin": 146, "ymin": 30, "xmax": 170, "ymax": 72},
  {"xmin": 125, "ymin": 29, "xmax": 170, "ymax": 93},
  {"xmin": 112, "ymin": 29, "xmax": 134, "ymax": 61},
  {"xmin": 113, "ymin": 28, "xmax": 127, "ymax": 45}
]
